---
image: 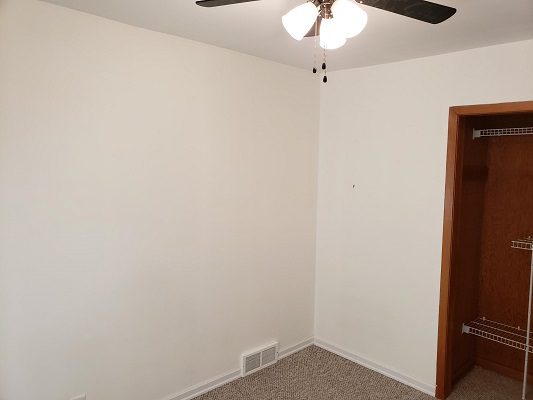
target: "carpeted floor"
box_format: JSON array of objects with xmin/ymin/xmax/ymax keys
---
[
  {"xmin": 447, "ymin": 366, "xmax": 521, "ymax": 400},
  {"xmin": 195, "ymin": 345, "xmax": 521, "ymax": 400}
]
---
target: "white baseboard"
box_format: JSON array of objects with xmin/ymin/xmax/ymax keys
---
[
  {"xmin": 162, "ymin": 337, "xmax": 434, "ymax": 400},
  {"xmin": 314, "ymin": 338, "xmax": 436, "ymax": 397},
  {"xmin": 279, "ymin": 337, "xmax": 314, "ymax": 359},
  {"xmin": 164, "ymin": 337, "xmax": 315, "ymax": 400},
  {"xmin": 163, "ymin": 368, "xmax": 241, "ymax": 400}
]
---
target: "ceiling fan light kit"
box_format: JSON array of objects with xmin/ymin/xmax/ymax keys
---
[
  {"xmin": 196, "ymin": 0, "xmax": 457, "ymax": 82},
  {"xmin": 282, "ymin": 2, "xmax": 319, "ymax": 41},
  {"xmin": 319, "ymin": 15, "xmax": 348, "ymax": 50},
  {"xmin": 282, "ymin": 0, "xmax": 368, "ymax": 82},
  {"xmin": 284, "ymin": 0, "xmax": 367, "ymax": 50},
  {"xmin": 332, "ymin": 0, "xmax": 368, "ymax": 38}
]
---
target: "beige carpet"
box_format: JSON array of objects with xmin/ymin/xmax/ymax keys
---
[
  {"xmin": 195, "ymin": 345, "xmax": 522, "ymax": 400},
  {"xmin": 448, "ymin": 366, "xmax": 521, "ymax": 400}
]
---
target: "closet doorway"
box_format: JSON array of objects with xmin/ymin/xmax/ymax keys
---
[{"xmin": 436, "ymin": 101, "xmax": 533, "ymax": 399}]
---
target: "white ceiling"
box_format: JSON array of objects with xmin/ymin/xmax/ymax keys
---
[{"xmin": 40, "ymin": 0, "xmax": 533, "ymax": 71}]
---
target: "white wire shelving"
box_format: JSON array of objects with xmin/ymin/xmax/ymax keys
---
[
  {"xmin": 462, "ymin": 236, "xmax": 533, "ymax": 400},
  {"xmin": 462, "ymin": 317, "xmax": 533, "ymax": 353},
  {"xmin": 513, "ymin": 237, "xmax": 533, "ymax": 251},
  {"xmin": 473, "ymin": 127, "xmax": 533, "ymax": 139}
]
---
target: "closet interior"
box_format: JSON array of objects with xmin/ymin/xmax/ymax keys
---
[{"xmin": 447, "ymin": 111, "xmax": 533, "ymax": 398}]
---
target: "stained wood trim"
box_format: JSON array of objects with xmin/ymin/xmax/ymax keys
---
[
  {"xmin": 435, "ymin": 108, "xmax": 461, "ymax": 399},
  {"xmin": 435, "ymin": 100, "xmax": 533, "ymax": 399},
  {"xmin": 450, "ymin": 101, "xmax": 533, "ymax": 116}
]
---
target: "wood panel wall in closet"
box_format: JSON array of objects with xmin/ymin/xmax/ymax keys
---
[
  {"xmin": 476, "ymin": 114, "xmax": 533, "ymax": 380},
  {"xmin": 449, "ymin": 113, "xmax": 533, "ymax": 385}
]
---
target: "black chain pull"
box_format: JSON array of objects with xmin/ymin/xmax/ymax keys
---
[
  {"xmin": 312, "ymin": 19, "xmax": 318, "ymax": 74},
  {"xmin": 322, "ymin": 48, "xmax": 328, "ymax": 83}
]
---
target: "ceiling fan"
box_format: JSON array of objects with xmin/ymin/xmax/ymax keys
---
[{"xmin": 196, "ymin": 0, "xmax": 457, "ymax": 81}]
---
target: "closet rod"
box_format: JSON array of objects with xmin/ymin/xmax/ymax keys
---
[{"xmin": 473, "ymin": 127, "xmax": 533, "ymax": 139}]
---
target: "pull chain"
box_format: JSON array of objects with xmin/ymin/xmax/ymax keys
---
[
  {"xmin": 312, "ymin": 20, "xmax": 318, "ymax": 74},
  {"xmin": 322, "ymin": 47, "xmax": 328, "ymax": 83}
]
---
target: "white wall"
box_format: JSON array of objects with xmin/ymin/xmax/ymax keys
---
[
  {"xmin": 2, "ymin": 0, "xmax": 533, "ymax": 398},
  {"xmin": 316, "ymin": 39, "xmax": 533, "ymax": 392},
  {"xmin": 0, "ymin": 1, "xmax": 319, "ymax": 399}
]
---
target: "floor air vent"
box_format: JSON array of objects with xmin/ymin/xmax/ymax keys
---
[{"xmin": 242, "ymin": 342, "xmax": 278, "ymax": 377}]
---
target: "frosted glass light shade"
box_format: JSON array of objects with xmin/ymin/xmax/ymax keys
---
[
  {"xmin": 331, "ymin": 0, "xmax": 368, "ymax": 38},
  {"xmin": 282, "ymin": 2, "xmax": 319, "ymax": 41},
  {"xmin": 319, "ymin": 18, "xmax": 347, "ymax": 50}
]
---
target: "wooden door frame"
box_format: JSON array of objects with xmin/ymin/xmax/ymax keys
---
[{"xmin": 435, "ymin": 100, "xmax": 533, "ymax": 399}]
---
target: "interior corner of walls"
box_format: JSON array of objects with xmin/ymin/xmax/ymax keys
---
[{"xmin": 314, "ymin": 338, "xmax": 436, "ymax": 397}]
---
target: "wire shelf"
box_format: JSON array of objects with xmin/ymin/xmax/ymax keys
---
[
  {"xmin": 512, "ymin": 237, "xmax": 533, "ymax": 251},
  {"xmin": 473, "ymin": 127, "xmax": 533, "ymax": 139},
  {"xmin": 463, "ymin": 317, "xmax": 533, "ymax": 353}
]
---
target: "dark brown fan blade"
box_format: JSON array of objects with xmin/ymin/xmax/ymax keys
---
[
  {"xmin": 304, "ymin": 17, "xmax": 322, "ymax": 37},
  {"xmin": 359, "ymin": 0, "xmax": 456, "ymax": 24},
  {"xmin": 196, "ymin": 0, "xmax": 260, "ymax": 7}
]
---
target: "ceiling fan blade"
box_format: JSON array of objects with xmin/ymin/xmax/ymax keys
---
[
  {"xmin": 360, "ymin": 0, "xmax": 456, "ymax": 24},
  {"xmin": 304, "ymin": 17, "xmax": 322, "ymax": 38},
  {"xmin": 196, "ymin": 0, "xmax": 260, "ymax": 7}
]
